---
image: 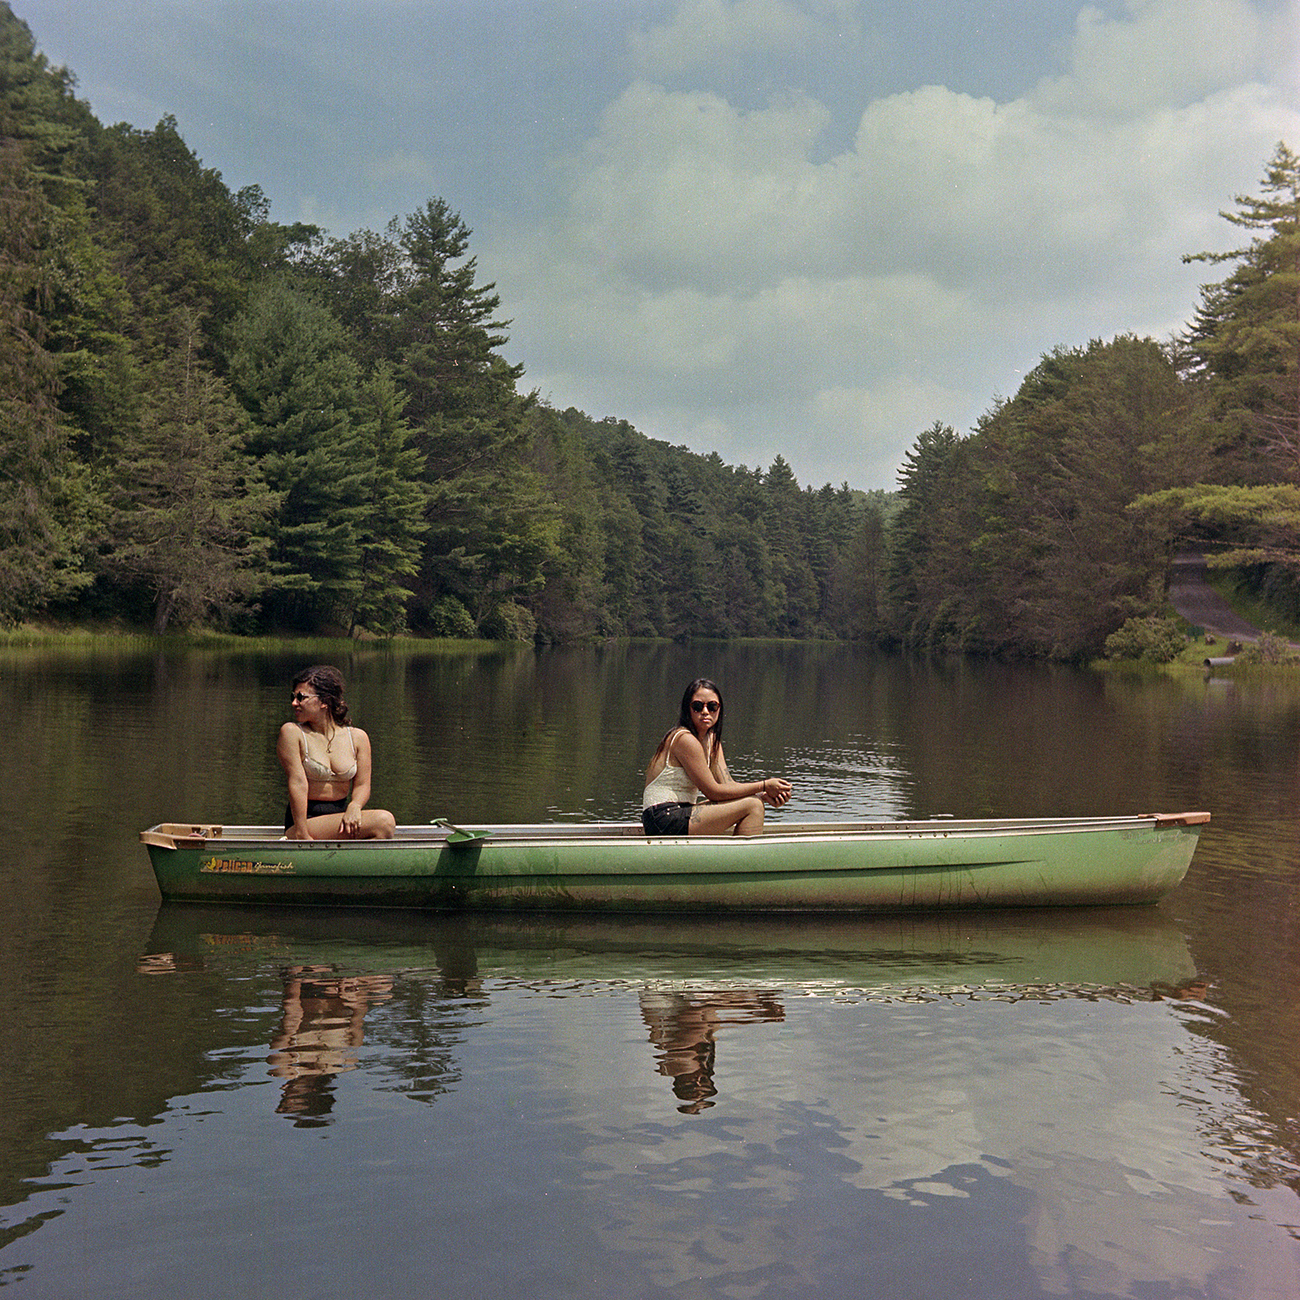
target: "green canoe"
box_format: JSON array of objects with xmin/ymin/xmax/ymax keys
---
[{"xmin": 140, "ymin": 812, "xmax": 1209, "ymax": 913}]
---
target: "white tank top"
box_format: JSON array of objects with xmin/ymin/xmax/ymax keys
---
[{"xmin": 642, "ymin": 730, "xmax": 705, "ymax": 808}]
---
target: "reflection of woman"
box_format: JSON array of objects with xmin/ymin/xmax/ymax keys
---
[
  {"xmin": 268, "ymin": 966, "xmax": 394, "ymax": 1122},
  {"xmin": 642, "ymin": 678, "xmax": 792, "ymax": 836},
  {"xmin": 641, "ymin": 990, "xmax": 785, "ymax": 1114},
  {"xmin": 277, "ymin": 665, "xmax": 396, "ymax": 840}
]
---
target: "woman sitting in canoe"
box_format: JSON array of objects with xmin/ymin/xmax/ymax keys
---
[
  {"xmin": 278, "ymin": 665, "xmax": 396, "ymax": 840},
  {"xmin": 642, "ymin": 678, "xmax": 791, "ymax": 836}
]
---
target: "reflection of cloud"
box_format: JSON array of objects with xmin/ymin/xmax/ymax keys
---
[
  {"xmin": 804, "ymin": 1000, "xmax": 1300, "ymax": 1290},
  {"xmin": 572, "ymin": 992, "xmax": 1298, "ymax": 1295}
]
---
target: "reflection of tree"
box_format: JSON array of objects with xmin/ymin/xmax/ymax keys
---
[
  {"xmin": 640, "ymin": 990, "xmax": 784, "ymax": 1114},
  {"xmin": 268, "ymin": 966, "xmax": 394, "ymax": 1125}
]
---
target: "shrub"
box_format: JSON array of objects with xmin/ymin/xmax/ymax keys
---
[
  {"xmin": 480, "ymin": 600, "xmax": 537, "ymax": 641},
  {"xmin": 1104, "ymin": 615, "xmax": 1187, "ymax": 663},
  {"xmin": 425, "ymin": 596, "xmax": 477, "ymax": 638},
  {"xmin": 1234, "ymin": 631, "xmax": 1300, "ymax": 665}
]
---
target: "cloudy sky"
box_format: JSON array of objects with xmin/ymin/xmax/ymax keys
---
[{"xmin": 18, "ymin": 0, "xmax": 1300, "ymax": 490}]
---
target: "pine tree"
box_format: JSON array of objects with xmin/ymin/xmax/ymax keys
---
[
  {"xmin": 103, "ymin": 310, "xmax": 276, "ymax": 632},
  {"xmin": 347, "ymin": 365, "xmax": 429, "ymax": 637},
  {"xmin": 225, "ymin": 278, "xmax": 368, "ymax": 629},
  {"xmin": 0, "ymin": 5, "xmax": 92, "ymax": 619},
  {"xmin": 1183, "ymin": 142, "xmax": 1299, "ymax": 480}
]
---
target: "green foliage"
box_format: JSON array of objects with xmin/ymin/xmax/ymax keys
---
[
  {"xmin": 1130, "ymin": 483, "xmax": 1300, "ymax": 569},
  {"xmin": 87, "ymin": 117, "xmax": 249, "ymax": 353},
  {"xmin": 1103, "ymin": 616, "xmax": 1187, "ymax": 664},
  {"xmin": 347, "ymin": 365, "xmax": 429, "ymax": 637},
  {"xmin": 1203, "ymin": 564, "xmax": 1300, "ymax": 640},
  {"xmin": 1181, "ymin": 142, "xmax": 1299, "ymax": 482},
  {"xmin": 479, "ymin": 600, "xmax": 537, "ymax": 641},
  {"xmin": 886, "ymin": 339, "xmax": 1199, "ymax": 658},
  {"xmin": 1235, "ymin": 631, "xmax": 1300, "ymax": 665},
  {"xmin": 884, "ymin": 421, "xmax": 971, "ymax": 647},
  {"xmin": 225, "ymin": 278, "xmax": 369, "ymax": 628},
  {"xmin": 99, "ymin": 309, "xmax": 276, "ymax": 632},
  {"xmin": 0, "ymin": 6, "xmax": 101, "ymax": 621},
  {"xmin": 423, "ymin": 595, "xmax": 477, "ymax": 638}
]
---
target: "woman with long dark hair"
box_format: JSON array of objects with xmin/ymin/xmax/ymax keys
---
[
  {"xmin": 278, "ymin": 665, "xmax": 396, "ymax": 840},
  {"xmin": 641, "ymin": 678, "xmax": 791, "ymax": 836}
]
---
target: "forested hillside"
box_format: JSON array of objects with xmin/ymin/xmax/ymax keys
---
[
  {"xmin": 885, "ymin": 141, "xmax": 1299, "ymax": 659},
  {"xmin": 1, "ymin": 6, "xmax": 1296, "ymax": 656},
  {"xmin": 0, "ymin": 5, "xmax": 891, "ymax": 641}
]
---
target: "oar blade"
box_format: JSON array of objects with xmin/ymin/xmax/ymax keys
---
[{"xmin": 430, "ymin": 817, "xmax": 492, "ymax": 846}]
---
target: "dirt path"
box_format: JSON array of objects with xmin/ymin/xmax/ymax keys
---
[{"xmin": 1166, "ymin": 553, "xmax": 1260, "ymax": 640}]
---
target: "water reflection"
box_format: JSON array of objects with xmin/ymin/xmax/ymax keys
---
[
  {"xmin": 641, "ymin": 990, "xmax": 784, "ymax": 1113},
  {"xmin": 142, "ymin": 903, "xmax": 1203, "ymax": 1000},
  {"xmin": 4, "ymin": 902, "xmax": 1298, "ymax": 1298},
  {"xmin": 137, "ymin": 904, "xmax": 1205, "ymax": 1125},
  {"xmin": 268, "ymin": 968, "xmax": 394, "ymax": 1124}
]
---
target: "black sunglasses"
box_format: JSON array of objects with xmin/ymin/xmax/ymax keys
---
[
  {"xmin": 691, "ymin": 700, "xmax": 720, "ymax": 714},
  {"xmin": 291, "ymin": 691, "xmax": 317, "ymax": 704}
]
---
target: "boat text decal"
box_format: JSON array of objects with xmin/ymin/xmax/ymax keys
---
[{"xmin": 200, "ymin": 856, "xmax": 295, "ymax": 875}]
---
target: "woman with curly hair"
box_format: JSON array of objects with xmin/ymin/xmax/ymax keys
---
[{"xmin": 278, "ymin": 665, "xmax": 396, "ymax": 840}]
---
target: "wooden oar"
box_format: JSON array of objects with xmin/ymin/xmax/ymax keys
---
[{"xmin": 430, "ymin": 817, "xmax": 492, "ymax": 846}]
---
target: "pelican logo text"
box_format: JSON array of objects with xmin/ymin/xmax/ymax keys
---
[{"xmin": 200, "ymin": 857, "xmax": 295, "ymax": 875}]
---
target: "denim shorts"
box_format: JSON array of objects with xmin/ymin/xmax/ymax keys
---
[{"xmin": 641, "ymin": 801, "xmax": 694, "ymax": 835}]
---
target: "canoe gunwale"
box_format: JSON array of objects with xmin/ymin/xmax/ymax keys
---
[{"xmin": 140, "ymin": 812, "xmax": 1210, "ymax": 852}]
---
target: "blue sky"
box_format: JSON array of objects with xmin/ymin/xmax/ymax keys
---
[{"xmin": 19, "ymin": 0, "xmax": 1300, "ymax": 489}]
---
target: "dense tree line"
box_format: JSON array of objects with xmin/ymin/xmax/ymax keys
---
[
  {"xmin": 1, "ymin": 6, "xmax": 1295, "ymax": 655},
  {"xmin": 0, "ymin": 6, "xmax": 890, "ymax": 640}
]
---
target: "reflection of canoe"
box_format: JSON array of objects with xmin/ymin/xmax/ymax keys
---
[
  {"xmin": 140, "ymin": 813, "xmax": 1208, "ymax": 913},
  {"xmin": 143, "ymin": 904, "xmax": 1201, "ymax": 998}
]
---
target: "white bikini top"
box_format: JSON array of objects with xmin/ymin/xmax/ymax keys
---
[{"xmin": 298, "ymin": 724, "xmax": 357, "ymax": 783}]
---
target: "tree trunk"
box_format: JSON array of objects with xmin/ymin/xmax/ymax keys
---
[{"xmin": 153, "ymin": 589, "xmax": 174, "ymax": 635}]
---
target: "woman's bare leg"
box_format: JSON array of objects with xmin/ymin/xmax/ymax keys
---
[
  {"xmin": 689, "ymin": 797, "xmax": 765, "ymax": 837},
  {"xmin": 304, "ymin": 809, "xmax": 397, "ymax": 839}
]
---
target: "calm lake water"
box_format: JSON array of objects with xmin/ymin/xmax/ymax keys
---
[{"xmin": 1, "ymin": 641, "xmax": 1298, "ymax": 1299}]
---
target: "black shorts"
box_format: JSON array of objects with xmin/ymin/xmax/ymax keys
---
[
  {"xmin": 642, "ymin": 801, "xmax": 694, "ymax": 835},
  {"xmin": 284, "ymin": 798, "xmax": 348, "ymax": 830}
]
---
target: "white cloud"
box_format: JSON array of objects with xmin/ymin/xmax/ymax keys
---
[
  {"xmin": 28, "ymin": 0, "xmax": 1298, "ymax": 490},
  {"xmin": 1036, "ymin": 0, "xmax": 1272, "ymax": 117},
  {"xmin": 811, "ymin": 377, "xmax": 976, "ymax": 487},
  {"xmin": 569, "ymin": 82, "xmax": 832, "ymax": 288},
  {"xmin": 488, "ymin": 0, "xmax": 1299, "ymax": 489}
]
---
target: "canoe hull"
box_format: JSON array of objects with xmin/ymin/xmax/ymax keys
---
[{"xmin": 141, "ymin": 815, "xmax": 1207, "ymax": 913}]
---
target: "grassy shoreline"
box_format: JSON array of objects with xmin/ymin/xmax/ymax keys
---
[{"xmin": 0, "ymin": 622, "xmax": 509, "ymax": 653}]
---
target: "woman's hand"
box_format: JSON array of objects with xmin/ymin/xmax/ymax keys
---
[
  {"xmin": 340, "ymin": 804, "xmax": 363, "ymax": 837},
  {"xmin": 762, "ymin": 778, "xmax": 792, "ymax": 807}
]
